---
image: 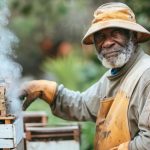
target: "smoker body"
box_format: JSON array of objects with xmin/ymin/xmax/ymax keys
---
[{"xmin": 0, "ymin": 84, "xmax": 24, "ymax": 150}]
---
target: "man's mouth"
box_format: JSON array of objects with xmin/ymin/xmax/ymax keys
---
[{"xmin": 102, "ymin": 50, "xmax": 121, "ymax": 59}]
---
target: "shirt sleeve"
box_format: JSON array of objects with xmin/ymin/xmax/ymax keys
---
[
  {"xmin": 129, "ymin": 82, "xmax": 150, "ymax": 150},
  {"xmin": 50, "ymin": 79, "xmax": 103, "ymax": 122}
]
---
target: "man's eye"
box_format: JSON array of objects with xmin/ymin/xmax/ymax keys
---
[{"xmin": 95, "ymin": 34, "xmax": 105, "ymax": 42}]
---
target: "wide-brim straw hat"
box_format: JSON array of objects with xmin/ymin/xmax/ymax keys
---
[{"xmin": 82, "ymin": 2, "xmax": 150, "ymax": 45}]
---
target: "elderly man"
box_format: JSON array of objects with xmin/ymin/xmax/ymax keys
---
[{"xmin": 21, "ymin": 2, "xmax": 150, "ymax": 150}]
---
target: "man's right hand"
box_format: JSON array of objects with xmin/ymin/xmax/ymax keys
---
[{"xmin": 20, "ymin": 80, "xmax": 57, "ymax": 110}]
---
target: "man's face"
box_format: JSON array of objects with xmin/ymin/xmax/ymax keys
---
[{"xmin": 94, "ymin": 28, "xmax": 135, "ymax": 68}]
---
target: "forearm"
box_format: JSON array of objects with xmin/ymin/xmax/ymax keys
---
[{"xmin": 51, "ymin": 84, "xmax": 100, "ymax": 121}]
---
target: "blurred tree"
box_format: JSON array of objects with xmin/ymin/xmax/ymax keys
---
[
  {"xmin": 8, "ymin": 0, "xmax": 93, "ymax": 76},
  {"xmin": 125, "ymin": 0, "xmax": 150, "ymax": 54},
  {"xmin": 126, "ymin": 0, "xmax": 150, "ymax": 30},
  {"xmin": 8, "ymin": 0, "xmax": 150, "ymax": 76}
]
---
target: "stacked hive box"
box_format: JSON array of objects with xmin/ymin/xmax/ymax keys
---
[{"xmin": 23, "ymin": 111, "xmax": 80, "ymax": 150}]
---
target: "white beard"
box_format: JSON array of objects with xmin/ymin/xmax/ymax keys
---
[{"xmin": 97, "ymin": 39, "xmax": 135, "ymax": 69}]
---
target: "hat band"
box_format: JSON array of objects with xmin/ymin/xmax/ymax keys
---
[{"xmin": 92, "ymin": 9, "xmax": 136, "ymax": 24}]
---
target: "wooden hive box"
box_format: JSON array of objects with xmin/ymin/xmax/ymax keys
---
[
  {"xmin": 25, "ymin": 124, "xmax": 81, "ymax": 150},
  {"xmin": 23, "ymin": 111, "xmax": 48, "ymax": 125}
]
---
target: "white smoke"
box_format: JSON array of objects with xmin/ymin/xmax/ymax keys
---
[
  {"xmin": 0, "ymin": 0, "xmax": 22, "ymax": 115},
  {"xmin": 0, "ymin": 0, "xmax": 10, "ymax": 26}
]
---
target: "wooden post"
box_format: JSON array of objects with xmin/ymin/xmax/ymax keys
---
[{"xmin": 0, "ymin": 86, "xmax": 6, "ymax": 116}]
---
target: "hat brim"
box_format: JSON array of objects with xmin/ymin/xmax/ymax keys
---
[{"xmin": 82, "ymin": 19, "xmax": 150, "ymax": 45}]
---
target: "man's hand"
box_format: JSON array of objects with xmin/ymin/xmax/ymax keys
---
[
  {"xmin": 20, "ymin": 80, "xmax": 57, "ymax": 110},
  {"xmin": 110, "ymin": 142, "xmax": 129, "ymax": 150},
  {"xmin": 117, "ymin": 142, "xmax": 129, "ymax": 150}
]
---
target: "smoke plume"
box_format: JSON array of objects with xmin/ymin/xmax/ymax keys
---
[{"xmin": 0, "ymin": 0, "xmax": 22, "ymax": 115}]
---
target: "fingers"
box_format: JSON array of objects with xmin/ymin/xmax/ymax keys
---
[
  {"xmin": 19, "ymin": 81, "xmax": 42, "ymax": 110},
  {"xmin": 22, "ymin": 98, "xmax": 30, "ymax": 111},
  {"xmin": 22, "ymin": 91, "xmax": 41, "ymax": 110},
  {"xmin": 19, "ymin": 89, "xmax": 27, "ymax": 101},
  {"xmin": 19, "ymin": 81, "xmax": 30, "ymax": 101},
  {"xmin": 118, "ymin": 142, "xmax": 129, "ymax": 150},
  {"xmin": 110, "ymin": 146, "xmax": 118, "ymax": 150}
]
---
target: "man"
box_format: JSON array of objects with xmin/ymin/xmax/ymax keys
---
[{"xmin": 21, "ymin": 2, "xmax": 150, "ymax": 150}]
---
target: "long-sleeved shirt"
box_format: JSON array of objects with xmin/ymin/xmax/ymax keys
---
[{"xmin": 51, "ymin": 50, "xmax": 150, "ymax": 149}]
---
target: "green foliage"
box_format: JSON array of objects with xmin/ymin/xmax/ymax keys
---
[
  {"xmin": 81, "ymin": 122, "xmax": 96, "ymax": 150},
  {"xmin": 43, "ymin": 52, "xmax": 84, "ymax": 90},
  {"xmin": 41, "ymin": 50, "xmax": 107, "ymax": 150},
  {"xmin": 42, "ymin": 50, "xmax": 106, "ymax": 90},
  {"xmin": 125, "ymin": 0, "xmax": 150, "ymax": 30},
  {"xmin": 10, "ymin": 17, "xmax": 38, "ymax": 38}
]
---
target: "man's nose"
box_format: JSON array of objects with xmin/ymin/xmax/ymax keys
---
[{"xmin": 102, "ymin": 37, "xmax": 115, "ymax": 49}]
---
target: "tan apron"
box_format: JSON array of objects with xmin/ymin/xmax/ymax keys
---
[{"xmin": 94, "ymin": 54, "xmax": 150, "ymax": 150}]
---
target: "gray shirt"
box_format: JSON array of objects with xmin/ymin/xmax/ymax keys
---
[{"xmin": 51, "ymin": 50, "xmax": 150, "ymax": 150}]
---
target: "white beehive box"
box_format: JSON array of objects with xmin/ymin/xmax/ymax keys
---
[
  {"xmin": 27, "ymin": 140, "xmax": 80, "ymax": 150},
  {"xmin": 0, "ymin": 116, "xmax": 24, "ymax": 149}
]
